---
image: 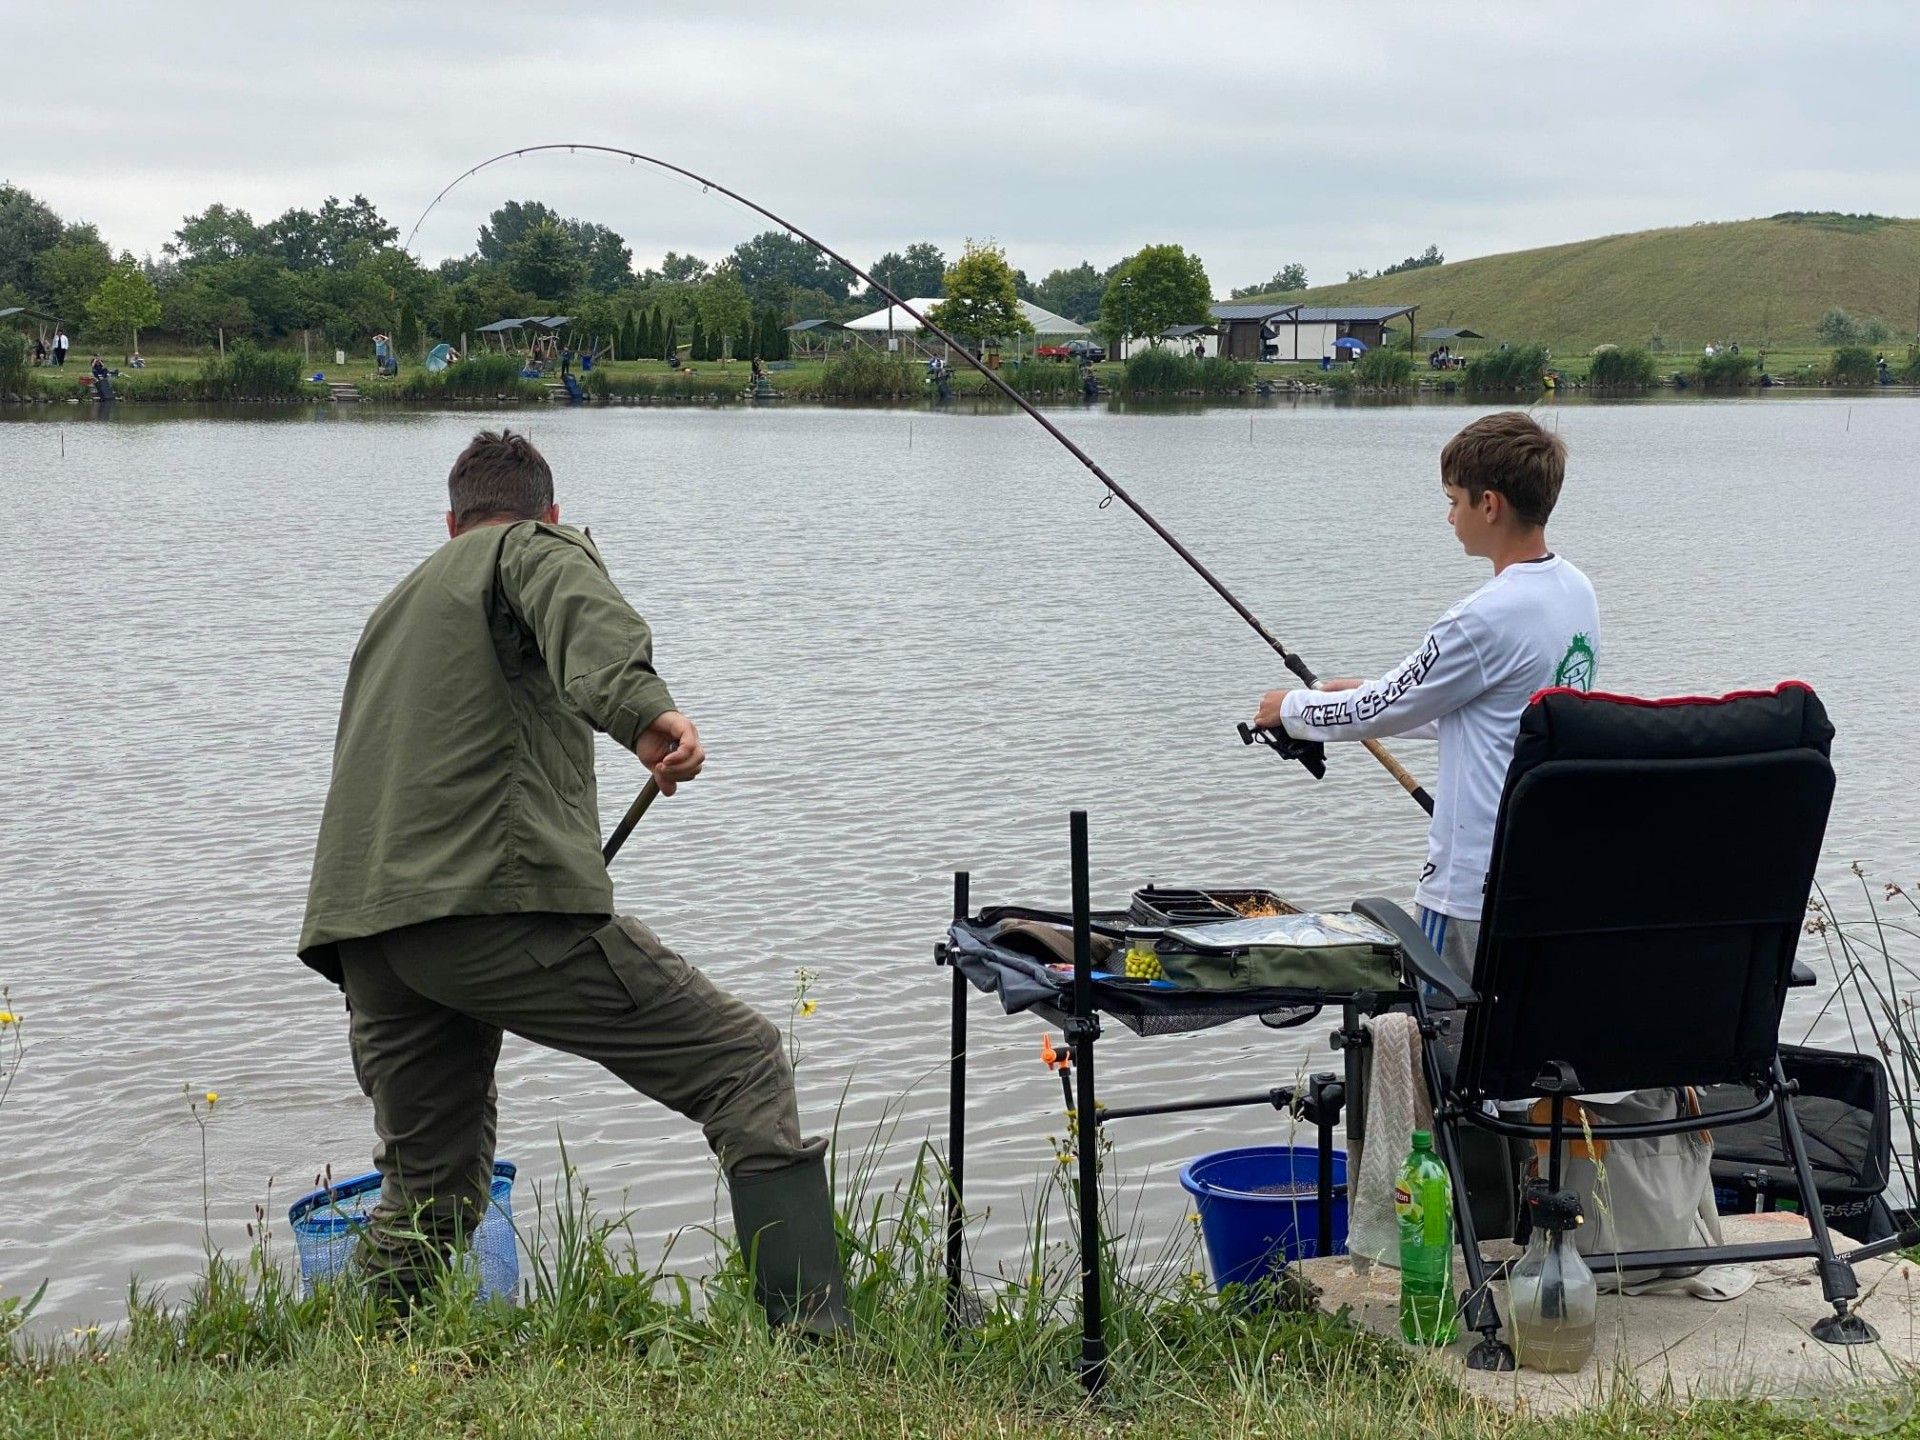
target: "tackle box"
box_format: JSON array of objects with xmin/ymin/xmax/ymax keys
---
[{"xmin": 1128, "ymin": 885, "xmax": 1299, "ymax": 928}]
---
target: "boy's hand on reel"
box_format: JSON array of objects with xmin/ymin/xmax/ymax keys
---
[
  {"xmin": 1237, "ymin": 720, "xmax": 1328, "ymax": 780},
  {"xmin": 1254, "ymin": 676, "xmax": 1363, "ymax": 729}
]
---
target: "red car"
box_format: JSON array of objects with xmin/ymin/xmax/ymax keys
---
[{"xmin": 1037, "ymin": 341, "xmax": 1105, "ymax": 363}]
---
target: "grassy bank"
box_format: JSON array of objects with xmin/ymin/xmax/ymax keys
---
[
  {"xmin": 0, "ymin": 1180, "xmax": 1845, "ymax": 1440},
  {"xmin": 1248, "ymin": 213, "xmax": 1920, "ymax": 352},
  {"xmin": 0, "ymin": 1324, "xmax": 1840, "ymax": 1439},
  {"xmin": 5, "ymin": 904, "xmax": 1916, "ymax": 1440},
  {"xmin": 7, "ymin": 1093, "xmax": 1908, "ymax": 1439},
  {"xmin": 8, "ymin": 344, "xmax": 1916, "ymax": 411}
]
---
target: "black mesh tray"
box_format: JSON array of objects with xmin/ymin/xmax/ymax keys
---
[{"xmin": 1128, "ymin": 885, "xmax": 1298, "ymax": 928}]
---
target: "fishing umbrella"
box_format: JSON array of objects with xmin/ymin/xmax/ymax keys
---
[
  {"xmin": 425, "ymin": 343, "xmax": 452, "ymax": 372},
  {"xmin": 1333, "ymin": 336, "xmax": 1368, "ymax": 354}
]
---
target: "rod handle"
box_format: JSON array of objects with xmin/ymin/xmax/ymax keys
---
[
  {"xmin": 601, "ymin": 777, "xmax": 662, "ymax": 864},
  {"xmin": 1361, "ymin": 739, "xmax": 1434, "ymax": 815}
]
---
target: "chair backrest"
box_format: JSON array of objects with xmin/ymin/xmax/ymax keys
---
[{"xmin": 1456, "ymin": 682, "xmax": 1835, "ymax": 1102}]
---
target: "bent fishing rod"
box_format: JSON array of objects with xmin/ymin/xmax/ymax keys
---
[{"xmin": 410, "ymin": 144, "xmax": 1433, "ymax": 817}]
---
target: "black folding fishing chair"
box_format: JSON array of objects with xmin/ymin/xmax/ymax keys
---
[{"xmin": 1353, "ymin": 681, "xmax": 1920, "ymax": 1370}]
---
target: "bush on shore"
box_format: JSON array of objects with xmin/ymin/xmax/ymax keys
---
[
  {"xmin": 1694, "ymin": 350, "xmax": 1758, "ymax": 388},
  {"xmin": 1463, "ymin": 344, "xmax": 1550, "ymax": 393},
  {"xmin": 1353, "ymin": 347, "xmax": 1415, "ymax": 388},
  {"xmin": 809, "ymin": 348, "xmax": 921, "ymax": 399},
  {"xmin": 1827, "ymin": 345, "xmax": 1878, "ymax": 385},
  {"xmin": 0, "ymin": 331, "xmax": 26, "ymax": 398},
  {"xmin": 1587, "ymin": 345, "xmax": 1659, "ymax": 387},
  {"xmin": 396, "ymin": 353, "xmax": 542, "ymax": 401},
  {"xmin": 999, "ymin": 358, "xmax": 1085, "ymax": 398},
  {"xmin": 1122, "ymin": 348, "xmax": 1253, "ymax": 395},
  {"xmin": 198, "ymin": 346, "xmax": 306, "ymax": 401}
]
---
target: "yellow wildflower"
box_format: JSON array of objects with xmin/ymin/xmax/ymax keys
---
[
  {"xmin": 0, "ymin": 1012, "xmax": 17, "ymax": 1026},
  {"xmin": 205, "ymin": 1091, "xmax": 219, "ymax": 1107},
  {"xmin": 799, "ymin": 999, "xmax": 817, "ymax": 1018}
]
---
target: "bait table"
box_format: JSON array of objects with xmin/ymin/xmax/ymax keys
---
[{"xmin": 933, "ymin": 811, "xmax": 1419, "ymax": 1394}]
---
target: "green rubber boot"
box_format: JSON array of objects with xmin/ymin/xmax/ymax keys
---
[{"xmin": 728, "ymin": 1153, "xmax": 854, "ymax": 1338}]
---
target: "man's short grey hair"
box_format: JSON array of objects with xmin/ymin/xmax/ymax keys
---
[{"xmin": 447, "ymin": 429, "xmax": 554, "ymax": 530}]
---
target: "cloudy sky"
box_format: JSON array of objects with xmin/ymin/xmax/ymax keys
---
[{"xmin": 9, "ymin": 3, "xmax": 1918, "ymax": 291}]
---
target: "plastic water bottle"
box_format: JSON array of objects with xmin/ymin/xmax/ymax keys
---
[{"xmin": 1396, "ymin": 1129, "xmax": 1459, "ymax": 1345}]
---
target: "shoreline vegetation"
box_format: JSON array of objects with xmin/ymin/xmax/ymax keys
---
[
  {"xmin": 5, "ymin": 873, "xmax": 1919, "ymax": 1436},
  {"xmin": 3, "ymin": 339, "xmax": 1917, "ymax": 411},
  {"xmin": 0, "ymin": 1133, "xmax": 1894, "ymax": 1440},
  {"xmin": 7, "ymin": 186, "xmax": 1920, "ymax": 415}
]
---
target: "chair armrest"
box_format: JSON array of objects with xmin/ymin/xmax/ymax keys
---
[
  {"xmin": 1789, "ymin": 958, "xmax": 1816, "ymax": 988},
  {"xmin": 1353, "ymin": 897, "xmax": 1477, "ymax": 1007}
]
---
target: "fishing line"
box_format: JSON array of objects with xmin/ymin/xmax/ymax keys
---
[{"xmin": 408, "ymin": 144, "xmax": 1432, "ymax": 815}]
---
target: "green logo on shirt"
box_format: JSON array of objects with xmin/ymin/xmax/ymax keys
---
[{"xmin": 1555, "ymin": 633, "xmax": 1596, "ymax": 691}]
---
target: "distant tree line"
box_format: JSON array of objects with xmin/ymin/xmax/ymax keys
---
[
  {"xmin": 1346, "ymin": 244, "xmax": 1444, "ymax": 284},
  {"xmin": 0, "ymin": 182, "xmax": 1155, "ymax": 358},
  {"xmin": 1, "ymin": 181, "xmax": 1454, "ymax": 359}
]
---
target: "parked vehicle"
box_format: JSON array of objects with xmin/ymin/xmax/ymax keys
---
[{"xmin": 1037, "ymin": 340, "xmax": 1106, "ymax": 363}]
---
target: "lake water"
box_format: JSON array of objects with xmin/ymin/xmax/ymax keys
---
[{"xmin": 2, "ymin": 395, "xmax": 1916, "ymax": 1328}]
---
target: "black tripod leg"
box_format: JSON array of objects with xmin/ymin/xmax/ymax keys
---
[
  {"xmin": 1416, "ymin": 994, "xmax": 1512, "ymax": 1371},
  {"xmin": 1068, "ymin": 813, "xmax": 1108, "ymax": 1395},
  {"xmin": 1774, "ymin": 1059, "xmax": 1877, "ymax": 1344},
  {"xmin": 944, "ymin": 872, "xmax": 969, "ymax": 1332}
]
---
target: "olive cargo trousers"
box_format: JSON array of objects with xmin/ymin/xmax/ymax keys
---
[{"xmin": 336, "ymin": 910, "xmax": 823, "ymax": 1291}]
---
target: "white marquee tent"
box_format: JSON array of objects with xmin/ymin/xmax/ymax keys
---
[{"xmin": 843, "ymin": 299, "xmax": 1089, "ymax": 337}]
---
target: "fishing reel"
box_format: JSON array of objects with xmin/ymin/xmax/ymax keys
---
[{"xmin": 1237, "ymin": 722, "xmax": 1327, "ymax": 781}]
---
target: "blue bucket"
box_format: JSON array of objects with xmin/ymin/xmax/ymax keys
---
[
  {"xmin": 287, "ymin": 1160, "xmax": 520, "ymax": 1302},
  {"xmin": 1179, "ymin": 1146, "xmax": 1348, "ymax": 1293}
]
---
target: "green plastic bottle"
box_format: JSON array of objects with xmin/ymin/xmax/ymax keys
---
[{"xmin": 1395, "ymin": 1130, "xmax": 1459, "ymax": 1345}]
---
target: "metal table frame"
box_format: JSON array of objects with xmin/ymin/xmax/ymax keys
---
[{"xmin": 934, "ymin": 810, "xmax": 1413, "ymax": 1394}]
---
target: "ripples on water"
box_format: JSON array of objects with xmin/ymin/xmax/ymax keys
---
[{"xmin": 1, "ymin": 396, "xmax": 1915, "ymax": 1325}]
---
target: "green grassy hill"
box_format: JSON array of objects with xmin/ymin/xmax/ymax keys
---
[{"xmin": 1256, "ymin": 213, "xmax": 1920, "ymax": 351}]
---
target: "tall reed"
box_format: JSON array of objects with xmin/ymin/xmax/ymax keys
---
[
  {"xmin": 1122, "ymin": 349, "xmax": 1253, "ymax": 395},
  {"xmin": 1693, "ymin": 350, "xmax": 1757, "ymax": 389},
  {"xmin": 1587, "ymin": 345, "xmax": 1658, "ymax": 388},
  {"xmin": 810, "ymin": 349, "xmax": 921, "ymax": 400},
  {"xmin": 1463, "ymin": 344, "xmax": 1550, "ymax": 393},
  {"xmin": 1353, "ymin": 348, "xmax": 1415, "ymax": 388},
  {"xmin": 1827, "ymin": 346, "xmax": 1878, "ymax": 385},
  {"xmin": 0, "ymin": 331, "xmax": 26, "ymax": 397},
  {"xmin": 198, "ymin": 347, "xmax": 305, "ymax": 401}
]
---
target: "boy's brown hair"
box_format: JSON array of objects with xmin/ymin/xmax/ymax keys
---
[
  {"xmin": 1440, "ymin": 410, "xmax": 1566, "ymax": 527},
  {"xmin": 447, "ymin": 429, "xmax": 554, "ymax": 530}
]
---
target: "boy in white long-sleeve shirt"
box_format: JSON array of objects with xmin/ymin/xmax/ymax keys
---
[{"xmin": 1253, "ymin": 409, "xmax": 1599, "ymax": 977}]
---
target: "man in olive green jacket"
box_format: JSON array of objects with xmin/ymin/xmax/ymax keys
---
[{"xmin": 300, "ymin": 429, "xmax": 848, "ymax": 1334}]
